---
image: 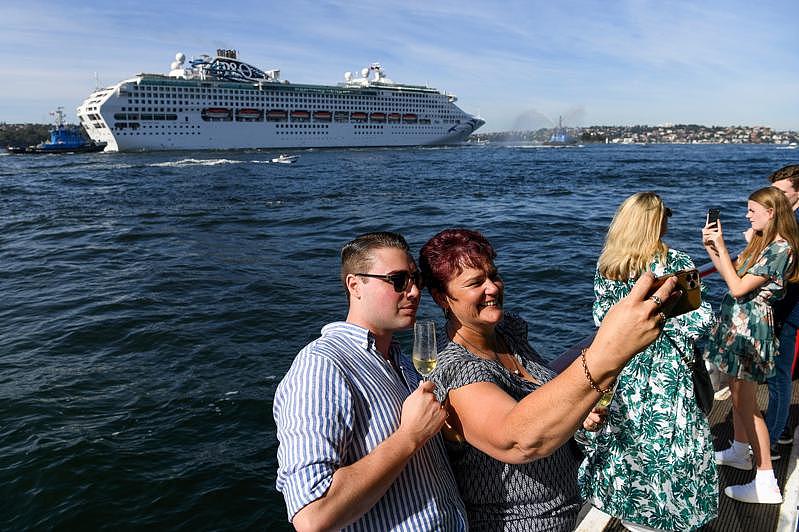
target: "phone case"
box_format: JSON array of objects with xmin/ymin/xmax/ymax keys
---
[{"xmin": 650, "ymin": 269, "xmax": 701, "ymax": 318}]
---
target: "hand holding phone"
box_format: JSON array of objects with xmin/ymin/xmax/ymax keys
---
[
  {"xmin": 648, "ymin": 269, "xmax": 701, "ymax": 318},
  {"xmin": 707, "ymin": 208, "xmax": 720, "ymax": 227}
]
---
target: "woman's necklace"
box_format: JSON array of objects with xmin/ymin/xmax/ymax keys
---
[{"xmin": 452, "ymin": 328, "xmax": 521, "ymax": 376}]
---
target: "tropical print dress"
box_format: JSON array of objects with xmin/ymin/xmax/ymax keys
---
[
  {"xmin": 704, "ymin": 240, "xmax": 793, "ymax": 382},
  {"xmin": 578, "ymin": 248, "xmax": 718, "ymax": 531}
]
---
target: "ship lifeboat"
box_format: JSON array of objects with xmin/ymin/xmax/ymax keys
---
[
  {"xmin": 387, "ymin": 113, "xmax": 401, "ymax": 122},
  {"xmin": 236, "ymin": 108, "xmax": 263, "ymax": 121},
  {"xmin": 351, "ymin": 112, "xmax": 368, "ymax": 122},
  {"xmin": 266, "ymin": 109, "xmax": 288, "ymax": 121},
  {"xmin": 201, "ymin": 107, "xmax": 232, "ymax": 121},
  {"xmin": 334, "ymin": 111, "xmax": 349, "ymax": 122},
  {"xmin": 402, "ymin": 113, "xmax": 418, "ymax": 123},
  {"xmin": 313, "ymin": 111, "xmax": 332, "ymax": 122},
  {"xmin": 370, "ymin": 112, "xmax": 386, "ymax": 122},
  {"xmin": 290, "ymin": 110, "xmax": 310, "ymax": 121}
]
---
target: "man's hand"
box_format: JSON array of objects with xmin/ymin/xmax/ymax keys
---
[{"xmin": 397, "ymin": 380, "xmax": 448, "ymax": 450}]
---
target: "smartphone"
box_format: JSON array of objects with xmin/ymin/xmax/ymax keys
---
[
  {"xmin": 707, "ymin": 208, "xmax": 720, "ymax": 226},
  {"xmin": 648, "ymin": 269, "xmax": 701, "ymax": 318}
]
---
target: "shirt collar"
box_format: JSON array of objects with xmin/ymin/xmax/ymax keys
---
[{"xmin": 320, "ymin": 321, "xmax": 400, "ymax": 354}]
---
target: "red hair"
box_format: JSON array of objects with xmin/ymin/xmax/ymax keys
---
[{"xmin": 419, "ymin": 228, "xmax": 497, "ymax": 295}]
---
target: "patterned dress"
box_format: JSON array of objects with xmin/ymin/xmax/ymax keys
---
[
  {"xmin": 578, "ymin": 249, "xmax": 718, "ymax": 531},
  {"xmin": 704, "ymin": 240, "xmax": 793, "ymax": 382},
  {"xmin": 430, "ymin": 313, "xmax": 582, "ymax": 532}
]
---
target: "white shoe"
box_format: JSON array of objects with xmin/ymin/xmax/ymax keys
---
[
  {"xmin": 714, "ymin": 447, "xmax": 753, "ymax": 470},
  {"xmin": 724, "ymin": 479, "xmax": 782, "ymax": 504}
]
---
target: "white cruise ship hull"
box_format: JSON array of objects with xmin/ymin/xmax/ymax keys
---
[
  {"xmin": 77, "ymin": 58, "xmax": 485, "ymax": 152},
  {"xmin": 98, "ymin": 116, "xmax": 482, "ymax": 151}
]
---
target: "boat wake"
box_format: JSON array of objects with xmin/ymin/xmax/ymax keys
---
[{"xmin": 148, "ymin": 158, "xmax": 274, "ymax": 167}]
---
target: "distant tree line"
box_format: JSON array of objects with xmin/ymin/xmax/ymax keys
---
[
  {"xmin": 0, "ymin": 123, "xmax": 88, "ymax": 147},
  {"xmin": 470, "ymin": 124, "xmax": 798, "ymax": 145}
]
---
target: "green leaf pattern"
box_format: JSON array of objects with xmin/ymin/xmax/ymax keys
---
[
  {"xmin": 704, "ymin": 240, "xmax": 793, "ymax": 382},
  {"xmin": 578, "ymin": 249, "xmax": 718, "ymax": 531}
]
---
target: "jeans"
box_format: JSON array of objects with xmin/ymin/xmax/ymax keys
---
[{"xmin": 767, "ymin": 313, "xmax": 799, "ymax": 442}]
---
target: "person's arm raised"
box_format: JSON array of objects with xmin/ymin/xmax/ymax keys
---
[
  {"xmin": 447, "ymin": 273, "xmax": 677, "ymax": 464},
  {"xmin": 702, "ymin": 220, "xmax": 769, "ymax": 298},
  {"xmin": 292, "ymin": 380, "xmax": 446, "ymax": 531}
]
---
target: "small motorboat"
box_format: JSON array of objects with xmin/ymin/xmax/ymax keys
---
[
  {"xmin": 6, "ymin": 107, "xmax": 106, "ymax": 154},
  {"xmin": 271, "ymin": 154, "xmax": 299, "ymax": 164}
]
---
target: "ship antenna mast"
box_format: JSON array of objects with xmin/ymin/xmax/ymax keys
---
[{"xmin": 50, "ymin": 107, "xmax": 65, "ymax": 128}]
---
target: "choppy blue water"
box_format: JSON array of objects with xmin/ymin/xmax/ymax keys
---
[{"xmin": 2, "ymin": 144, "xmax": 797, "ymax": 530}]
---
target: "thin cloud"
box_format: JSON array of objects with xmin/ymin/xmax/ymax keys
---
[{"xmin": 0, "ymin": 0, "xmax": 797, "ymax": 130}]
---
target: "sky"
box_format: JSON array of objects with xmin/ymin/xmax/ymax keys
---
[{"xmin": 1, "ymin": 0, "xmax": 797, "ymax": 132}]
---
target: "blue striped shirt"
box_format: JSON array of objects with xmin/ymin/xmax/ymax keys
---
[{"xmin": 274, "ymin": 322, "xmax": 467, "ymax": 531}]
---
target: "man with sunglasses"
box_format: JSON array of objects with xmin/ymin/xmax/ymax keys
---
[{"xmin": 274, "ymin": 231, "xmax": 467, "ymax": 531}]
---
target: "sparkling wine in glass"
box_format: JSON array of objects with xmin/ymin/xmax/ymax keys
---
[
  {"xmin": 595, "ymin": 382, "xmax": 618, "ymax": 408},
  {"xmin": 412, "ymin": 320, "xmax": 437, "ymax": 379},
  {"xmin": 593, "ymin": 380, "xmax": 619, "ymax": 441}
]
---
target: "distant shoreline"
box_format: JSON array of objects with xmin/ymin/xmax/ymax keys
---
[
  {"xmin": 3, "ymin": 122, "xmax": 797, "ymax": 148},
  {"xmin": 473, "ymin": 124, "xmax": 798, "ymax": 145}
]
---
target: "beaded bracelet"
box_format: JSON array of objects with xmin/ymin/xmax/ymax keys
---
[{"xmin": 580, "ymin": 348, "xmax": 614, "ymax": 395}]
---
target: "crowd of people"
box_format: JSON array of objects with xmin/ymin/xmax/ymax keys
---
[{"xmin": 273, "ymin": 164, "xmax": 799, "ymax": 531}]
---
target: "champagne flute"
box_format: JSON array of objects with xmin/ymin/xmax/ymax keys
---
[
  {"xmin": 595, "ymin": 381, "xmax": 619, "ymax": 408},
  {"xmin": 412, "ymin": 320, "xmax": 437, "ymax": 379},
  {"xmin": 593, "ymin": 380, "xmax": 619, "ymax": 443}
]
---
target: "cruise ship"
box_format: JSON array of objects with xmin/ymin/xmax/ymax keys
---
[{"xmin": 77, "ymin": 49, "xmax": 485, "ymax": 152}]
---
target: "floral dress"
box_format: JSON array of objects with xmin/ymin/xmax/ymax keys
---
[
  {"xmin": 578, "ymin": 249, "xmax": 718, "ymax": 531},
  {"xmin": 704, "ymin": 240, "xmax": 793, "ymax": 382}
]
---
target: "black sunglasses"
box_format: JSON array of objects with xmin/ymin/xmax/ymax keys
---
[
  {"xmin": 355, "ymin": 270, "xmax": 424, "ymax": 292},
  {"xmin": 664, "ymin": 207, "xmax": 673, "ymax": 218}
]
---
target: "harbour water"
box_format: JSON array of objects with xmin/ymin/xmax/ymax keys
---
[{"xmin": 2, "ymin": 144, "xmax": 797, "ymax": 530}]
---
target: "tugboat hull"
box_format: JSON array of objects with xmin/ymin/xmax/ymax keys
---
[
  {"xmin": 6, "ymin": 107, "xmax": 107, "ymax": 155},
  {"xmin": 6, "ymin": 141, "xmax": 107, "ymax": 154}
]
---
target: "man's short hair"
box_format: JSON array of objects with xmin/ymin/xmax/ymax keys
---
[
  {"xmin": 768, "ymin": 164, "xmax": 799, "ymax": 190},
  {"xmin": 341, "ymin": 232, "xmax": 411, "ymax": 299}
]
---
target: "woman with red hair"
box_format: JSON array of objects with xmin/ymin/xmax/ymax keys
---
[{"xmin": 419, "ymin": 228, "xmax": 677, "ymax": 531}]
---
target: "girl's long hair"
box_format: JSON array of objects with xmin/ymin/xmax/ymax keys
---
[
  {"xmin": 738, "ymin": 186, "xmax": 799, "ymax": 282},
  {"xmin": 598, "ymin": 192, "xmax": 669, "ymax": 280}
]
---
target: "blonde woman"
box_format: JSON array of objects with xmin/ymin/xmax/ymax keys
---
[
  {"xmin": 579, "ymin": 192, "xmax": 717, "ymax": 532},
  {"xmin": 704, "ymin": 186, "xmax": 799, "ymax": 504}
]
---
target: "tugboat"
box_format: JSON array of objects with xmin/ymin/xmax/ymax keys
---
[
  {"xmin": 544, "ymin": 116, "xmax": 578, "ymax": 147},
  {"xmin": 6, "ymin": 108, "xmax": 107, "ymax": 154}
]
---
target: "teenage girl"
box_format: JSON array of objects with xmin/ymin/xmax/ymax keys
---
[{"xmin": 704, "ymin": 186, "xmax": 799, "ymax": 504}]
